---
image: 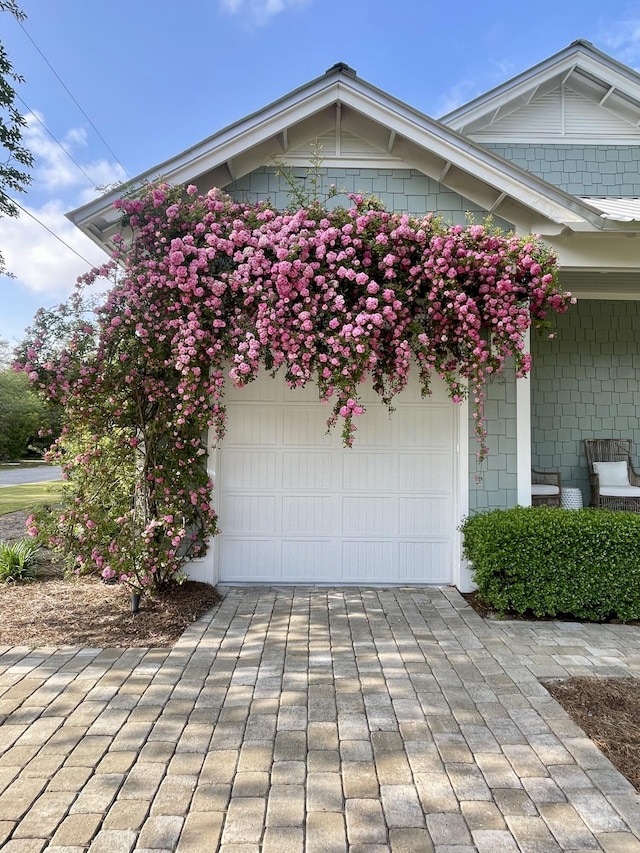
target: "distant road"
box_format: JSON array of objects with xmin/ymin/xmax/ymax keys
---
[{"xmin": 0, "ymin": 465, "xmax": 62, "ymax": 487}]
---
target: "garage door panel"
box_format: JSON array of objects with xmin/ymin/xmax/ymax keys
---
[
  {"xmin": 410, "ymin": 377, "xmax": 451, "ymax": 404},
  {"xmin": 283, "ymin": 408, "xmax": 337, "ymax": 447},
  {"xmin": 220, "ymin": 538, "xmax": 279, "ymax": 580},
  {"xmin": 281, "ymin": 540, "xmax": 336, "ymax": 579},
  {"xmin": 352, "ymin": 407, "xmax": 393, "ymax": 447},
  {"xmin": 225, "ymin": 406, "xmax": 279, "ymax": 444},
  {"xmin": 226, "ymin": 379, "xmax": 279, "ymax": 403},
  {"xmin": 398, "ymin": 541, "xmax": 451, "ymax": 583},
  {"xmin": 217, "ymin": 368, "xmax": 456, "ymax": 584},
  {"xmin": 397, "ymin": 406, "xmax": 452, "ymax": 448},
  {"xmin": 398, "ymin": 453, "xmax": 452, "ymax": 491},
  {"xmin": 282, "ymin": 452, "xmax": 339, "ymax": 490},
  {"xmin": 223, "ymin": 495, "xmax": 277, "ymax": 534},
  {"xmin": 342, "ymin": 497, "xmax": 395, "ymax": 535},
  {"xmin": 342, "ymin": 541, "xmax": 394, "ymax": 581},
  {"xmin": 283, "ymin": 383, "xmax": 324, "ymax": 403},
  {"xmin": 221, "ymin": 450, "xmax": 278, "ymax": 490},
  {"xmin": 282, "ymin": 496, "xmax": 341, "ymax": 535},
  {"xmin": 398, "ymin": 497, "xmax": 452, "ymax": 535},
  {"xmin": 342, "ymin": 452, "xmax": 395, "ymax": 491}
]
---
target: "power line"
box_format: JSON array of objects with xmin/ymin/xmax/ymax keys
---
[
  {"xmin": 16, "ymin": 19, "xmax": 131, "ymax": 180},
  {"xmin": 15, "ymin": 94, "xmax": 102, "ymax": 190},
  {"xmin": 10, "ymin": 197, "xmax": 97, "ymax": 267}
]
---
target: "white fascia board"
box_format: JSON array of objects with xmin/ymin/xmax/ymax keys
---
[
  {"xmin": 447, "ymin": 72, "xmax": 568, "ymax": 131},
  {"xmin": 469, "ymin": 134, "xmax": 640, "ymax": 145},
  {"xmin": 547, "ymin": 232, "xmax": 640, "ymax": 269},
  {"xmin": 282, "ymin": 155, "xmax": 407, "ymax": 169}
]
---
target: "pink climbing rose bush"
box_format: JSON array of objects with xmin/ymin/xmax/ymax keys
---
[{"xmin": 19, "ymin": 183, "xmax": 573, "ymax": 592}]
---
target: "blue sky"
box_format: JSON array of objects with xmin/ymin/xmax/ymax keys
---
[{"xmin": 1, "ymin": 0, "xmax": 639, "ymax": 345}]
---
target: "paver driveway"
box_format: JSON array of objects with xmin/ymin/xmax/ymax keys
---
[{"xmin": 1, "ymin": 587, "xmax": 640, "ymax": 852}]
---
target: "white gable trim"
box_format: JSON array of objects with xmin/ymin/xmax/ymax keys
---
[
  {"xmin": 68, "ymin": 64, "xmax": 611, "ymax": 253},
  {"xmin": 442, "ymin": 40, "xmax": 640, "ymax": 142}
]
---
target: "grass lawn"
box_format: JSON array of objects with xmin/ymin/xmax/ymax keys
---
[{"xmin": 0, "ymin": 482, "xmax": 64, "ymax": 516}]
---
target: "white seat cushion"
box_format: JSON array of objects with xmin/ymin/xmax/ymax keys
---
[
  {"xmin": 531, "ymin": 484, "xmax": 560, "ymax": 496},
  {"xmin": 600, "ymin": 485, "xmax": 640, "ymax": 497},
  {"xmin": 593, "ymin": 460, "xmax": 630, "ymax": 487}
]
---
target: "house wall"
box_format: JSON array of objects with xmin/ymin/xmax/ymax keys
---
[
  {"xmin": 531, "ymin": 299, "xmax": 640, "ymax": 505},
  {"xmin": 226, "ymin": 166, "xmax": 511, "ymax": 227},
  {"xmin": 469, "ymin": 363, "xmax": 518, "ymax": 512},
  {"xmin": 481, "ymin": 144, "xmax": 640, "ymax": 196}
]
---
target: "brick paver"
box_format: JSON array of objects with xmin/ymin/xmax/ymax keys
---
[{"xmin": 1, "ymin": 587, "xmax": 640, "ymax": 850}]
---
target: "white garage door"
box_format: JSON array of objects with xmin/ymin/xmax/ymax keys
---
[{"xmin": 214, "ymin": 369, "xmax": 457, "ymax": 584}]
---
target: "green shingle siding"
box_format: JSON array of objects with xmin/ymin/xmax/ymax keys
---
[
  {"xmin": 482, "ymin": 144, "xmax": 640, "ymax": 195},
  {"xmin": 531, "ymin": 300, "xmax": 640, "ymax": 504},
  {"xmin": 469, "ymin": 363, "xmax": 518, "ymax": 512},
  {"xmin": 226, "ymin": 167, "xmax": 512, "ymax": 228}
]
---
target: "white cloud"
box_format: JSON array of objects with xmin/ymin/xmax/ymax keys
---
[
  {"xmin": 219, "ymin": 0, "xmax": 309, "ymax": 25},
  {"xmin": 491, "ymin": 58, "xmax": 517, "ymax": 83},
  {"xmin": 0, "ymin": 113, "xmax": 127, "ymax": 302},
  {"xmin": 0, "ymin": 199, "xmax": 110, "ymax": 296},
  {"xmin": 436, "ymin": 80, "xmax": 483, "ymax": 117},
  {"xmin": 23, "ymin": 111, "xmax": 127, "ymax": 194},
  {"xmin": 436, "ymin": 58, "xmax": 516, "ymax": 117},
  {"xmin": 602, "ymin": 18, "xmax": 640, "ymax": 70}
]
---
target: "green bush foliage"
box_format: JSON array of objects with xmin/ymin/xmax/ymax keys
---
[
  {"xmin": 0, "ymin": 369, "xmax": 52, "ymax": 461},
  {"xmin": 461, "ymin": 506, "xmax": 640, "ymax": 621},
  {"xmin": 0, "ymin": 538, "xmax": 40, "ymax": 582}
]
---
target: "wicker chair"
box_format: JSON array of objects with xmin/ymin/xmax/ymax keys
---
[
  {"xmin": 584, "ymin": 438, "xmax": 640, "ymax": 511},
  {"xmin": 531, "ymin": 469, "xmax": 562, "ymax": 507}
]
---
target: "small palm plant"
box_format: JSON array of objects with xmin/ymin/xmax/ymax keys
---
[{"xmin": 0, "ymin": 539, "xmax": 40, "ymax": 583}]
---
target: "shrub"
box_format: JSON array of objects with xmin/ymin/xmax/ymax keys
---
[
  {"xmin": 460, "ymin": 506, "xmax": 640, "ymax": 621},
  {"xmin": 0, "ymin": 538, "xmax": 40, "ymax": 583}
]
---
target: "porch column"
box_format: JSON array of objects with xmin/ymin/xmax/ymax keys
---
[
  {"xmin": 516, "ymin": 328, "xmax": 532, "ymax": 506},
  {"xmin": 455, "ymin": 395, "xmax": 474, "ymax": 592}
]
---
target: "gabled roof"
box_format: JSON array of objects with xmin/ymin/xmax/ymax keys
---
[
  {"xmin": 68, "ymin": 57, "xmax": 632, "ymax": 253},
  {"xmin": 441, "ymin": 40, "xmax": 640, "ymax": 143}
]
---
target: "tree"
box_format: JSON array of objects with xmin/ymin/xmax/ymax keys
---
[
  {"xmin": 0, "ymin": 368, "xmax": 45, "ymax": 460},
  {"xmin": 0, "ymin": 1, "xmax": 32, "ymax": 277},
  {"xmin": 0, "ymin": 337, "xmax": 59, "ymax": 460}
]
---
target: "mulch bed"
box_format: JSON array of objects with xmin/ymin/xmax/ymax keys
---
[
  {"xmin": 0, "ymin": 510, "xmax": 220, "ymax": 648},
  {"xmin": 545, "ymin": 677, "xmax": 640, "ymax": 791}
]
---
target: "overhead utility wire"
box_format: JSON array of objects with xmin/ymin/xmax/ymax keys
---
[
  {"xmin": 17, "ymin": 20, "xmax": 131, "ymax": 179},
  {"xmin": 15, "ymin": 94, "xmax": 101, "ymax": 190},
  {"xmin": 10, "ymin": 197, "xmax": 96, "ymax": 267}
]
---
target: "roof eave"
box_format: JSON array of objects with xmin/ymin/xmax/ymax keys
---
[{"xmin": 67, "ymin": 64, "xmax": 610, "ymax": 251}]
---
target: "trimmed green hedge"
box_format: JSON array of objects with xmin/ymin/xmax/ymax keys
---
[{"xmin": 460, "ymin": 506, "xmax": 640, "ymax": 621}]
